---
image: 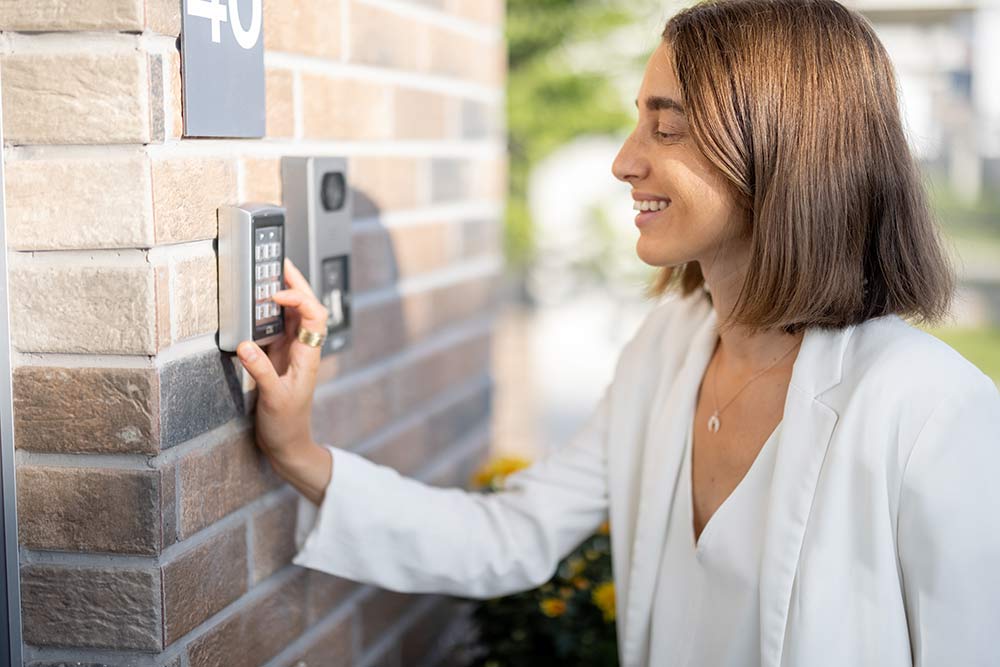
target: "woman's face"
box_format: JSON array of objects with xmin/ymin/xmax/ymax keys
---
[{"xmin": 612, "ymin": 41, "xmax": 749, "ymax": 276}]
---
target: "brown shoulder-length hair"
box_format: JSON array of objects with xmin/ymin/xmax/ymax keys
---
[{"xmin": 648, "ymin": 0, "xmax": 955, "ymax": 335}]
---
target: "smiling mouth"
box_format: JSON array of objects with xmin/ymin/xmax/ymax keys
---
[{"xmin": 634, "ymin": 200, "xmax": 671, "ymax": 226}]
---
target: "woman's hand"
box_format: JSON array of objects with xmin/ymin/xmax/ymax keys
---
[{"xmin": 236, "ymin": 257, "xmax": 332, "ymax": 505}]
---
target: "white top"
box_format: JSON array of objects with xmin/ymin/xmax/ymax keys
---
[{"xmin": 649, "ymin": 415, "xmax": 782, "ymax": 666}]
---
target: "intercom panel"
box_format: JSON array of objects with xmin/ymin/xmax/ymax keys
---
[
  {"xmin": 218, "ymin": 203, "xmax": 286, "ymax": 352},
  {"xmin": 281, "ymin": 156, "xmax": 352, "ymax": 356}
]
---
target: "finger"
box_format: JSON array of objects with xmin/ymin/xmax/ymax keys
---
[
  {"xmin": 236, "ymin": 341, "xmax": 283, "ymax": 396},
  {"xmin": 283, "ymin": 258, "xmax": 319, "ymax": 300},
  {"xmin": 272, "ymin": 289, "xmax": 327, "ymax": 334}
]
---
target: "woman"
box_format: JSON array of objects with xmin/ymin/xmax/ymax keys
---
[{"xmin": 235, "ymin": 1, "xmax": 1000, "ymax": 665}]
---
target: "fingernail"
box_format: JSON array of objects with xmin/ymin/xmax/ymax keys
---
[{"xmin": 239, "ymin": 344, "xmax": 258, "ymax": 362}]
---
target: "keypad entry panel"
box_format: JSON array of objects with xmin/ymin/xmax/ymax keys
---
[{"xmin": 252, "ymin": 222, "xmax": 285, "ymax": 341}]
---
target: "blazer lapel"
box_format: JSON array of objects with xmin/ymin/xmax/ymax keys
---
[
  {"xmin": 621, "ymin": 305, "xmax": 719, "ymax": 667},
  {"xmin": 758, "ymin": 323, "xmax": 854, "ymax": 667}
]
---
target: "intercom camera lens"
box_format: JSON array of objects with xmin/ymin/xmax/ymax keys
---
[{"xmin": 320, "ymin": 172, "xmax": 346, "ymax": 212}]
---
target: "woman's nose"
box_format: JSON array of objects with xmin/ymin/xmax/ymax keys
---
[{"xmin": 611, "ymin": 133, "xmax": 646, "ymax": 184}]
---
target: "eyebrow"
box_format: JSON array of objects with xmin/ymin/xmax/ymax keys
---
[{"xmin": 634, "ymin": 96, "xmax": 686, "ymax": 114}]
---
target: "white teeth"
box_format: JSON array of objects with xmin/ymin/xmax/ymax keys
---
[{"xmin": 633, "ymin": 200, "xmax": 669, "ymax": 211}]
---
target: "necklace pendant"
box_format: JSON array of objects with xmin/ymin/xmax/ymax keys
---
[{"xmin": 707, "ymin": 412, "xmax": 720, "ymax": 433}]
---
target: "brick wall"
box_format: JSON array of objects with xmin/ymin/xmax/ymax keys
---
[{"xmin": 2, "ymin": 0, "xmax": 507, "ymax": 664}]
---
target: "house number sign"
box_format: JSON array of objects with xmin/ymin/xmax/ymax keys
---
[{"xmin": 181, "ymin": 0, "xmax": 266, "ymax": 138}]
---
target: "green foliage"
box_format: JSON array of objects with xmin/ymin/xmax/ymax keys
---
[{"xmin": 504, "ymin": 0, "xmax": 637, "ymax": 273}]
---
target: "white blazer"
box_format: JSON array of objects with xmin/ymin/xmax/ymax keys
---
[{"xmin": 294, "ymin": 290, "xmax": 1000, "ymax": 667}]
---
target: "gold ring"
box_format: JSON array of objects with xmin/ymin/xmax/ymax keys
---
[{"xmin": 296, "ymin": 327, "xmax": 326, "ymax": 348}]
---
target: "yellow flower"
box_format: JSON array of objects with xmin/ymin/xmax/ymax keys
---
[
  {"xmin": 592, "ymin": 581, "xmax": 616, "ymax": 622},
  {"xmin": 584, "ymin": 548, "xmax": 601, "ymax": 561},
  {"xmin": 471, "ymin": 455, "xmax": 533, "ymax": 489},
  {"xmin": 572, "ymin": 576, "xmax": 591, "ymax": 590},
  {"xmin": 540, "ymin": 597, "xmax": 567, "ymax": 617},
  {"xmin": 597, "ymin": 520, "xmax": 611, "ymax": 535},
  {"xmin": 567, "ymin": 557, "xmax": 586, "ymax": 577}
]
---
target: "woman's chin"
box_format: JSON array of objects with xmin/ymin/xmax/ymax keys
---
[{"xmin": 635, "ymin": 237, "xmax": 685, "ymax": 268}]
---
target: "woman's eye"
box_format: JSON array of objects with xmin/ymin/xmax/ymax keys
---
[{"xmin": 655, "ymin": 130, "xmax": 678, "ymax": 141}]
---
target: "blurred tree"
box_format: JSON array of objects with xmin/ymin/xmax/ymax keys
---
[{"xmin": 504, "ymin": 0, "xmax": 638, "ymax": 290}]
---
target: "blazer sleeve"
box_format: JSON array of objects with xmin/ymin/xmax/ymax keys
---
[
  {"xmin": 897, "ymin": 371, "xmax": 1000, "ymax": 667},
  {"xmin": 291, "ymin": 378, "xmax": 614, "ymax": 599}
]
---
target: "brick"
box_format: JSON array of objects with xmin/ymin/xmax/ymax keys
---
[
  {"xmin": 1, "ymin": 53, "xmax": 151, "ymax": 144},
  {"xmin": 394, "ymin": 333, "xmax": 491, "ymax": 415},
  {"xmin": 187, "ymin": 572, "xmax": 307, "ymax": 667},
  {"xmin": 13, "ymin": 366, "xmax": 159, "ymax": 455},
  {"xmin": 242, "ymin": 158, "xmax": 282, "ymax": 203},
  {"xmin": 349, "ymin": 3, "xmax": 430, "ymax": 72},
  {"xmin": 430, "ymin": 158, "xmax": 469, "ymax": 203},
  {"xmin": 360, "ymin": 589, "xmax": 418, "ymax": 650},
  {"xmin": 152, "ymin": 158, "xmax": 237, "ymax": 244},
  {"xmin": 147, "ymin": 0, "xmax": 182, "ymax": 36},
  {"xmin": 161, "ymin": 462, "xmax": 179, "ymax": 548},
  {"xmin": 156, "ymin": 262, "xmax": 172, "ymax": 349},
  {"xmin": 448, "ymin": 0, "xmax": 505, "ymax": 25},
  {"xmin": 401, "ymin": 597, "xmax": 466, "ymax": 666},
  {"xmin": 342, "ymin": 298, "xmax": 407, "ymax": 368},
  {"xmin": 460, "ymin": 99, "xmax": 502, "ymax": 139},
  {"xmin": 429, "ymin": 28, "xmax": 506, "ymax": 85},
  {"xmin": 168, "ymin": 49, "xmax": 183, "ymax": 138},
  {"xmin": 9, "ymin": 263, "xmax": 156, "ymax": 354},
  {"xmin": 311, "ymin": 373, "xmax": 392, "ymax": 448},
  {"xmin": 0, "ymin": 0, "xmax": 144, "ymax": 31},
  {"xmin": 263, "ymin": 0, "xmax": 342, "ymax": 59},
  {"xmin": 172, "ymin": 252, "xmax": 218, "ymax": 341},
  {"xmin": 349, "ymin": 157, "xmax": 425, "ymax": 215},
  {"xmin": 305, "ymin": 570, "xmax": 356, "ymax": 624},
  {"xmin": 21, "ymin": 564, "xmax": 160, "ymax": 651},
  {"xmin": 178, "ymin": 430, "xmax": 282, "ymax": 537},
  {"xmin": 163, "ymin": 524, "xmax": 248, "ymax": 645},
  {"xmin": 394, "ymin": 88, "xmax": 450, "ymax": 140},
  {"xmin": 470, "ymin": 156, "xmax": 507, "ymax": 200},
  {"xmin": 160, "ymin": 349, "xmax": 245, "ymax": 449},
  {"xmin": 265, "ymin": 69, "xmax": 295, "ymax": 139},
  {"xmin": 301, "ymin": 75, "xmax": 392, "ymax": 141},
  {"xmin": 17, "ymin": 465, "xmax": 163, "ymax": 555},
  {"xmin": 5, "ymin": 156, "xmax": 153, "ymax": 251},
  {"xmin": 388, "ymin": 223, "xmax": 454, "ymax": 277},
  {"xmin": 459, "ymin": 218, "xmax": 501, "ymax": 258},
  {"xmin": 252, "ymin": 495, "xmax": 297, "ymax": 584},
  {"xmin": 365, "ymin": 421, "xmax": 429, "ymax": 477},
  {"xmin": 148, "ymin": 53, "xmax": 165, "ymax": 143},
  {"xmin": 281, "ymin": 615, "xmax": 352, "ymax": 667},
  {"xmin": 350, "ymin": 227, "xmax": 397, "ymax": 293}
]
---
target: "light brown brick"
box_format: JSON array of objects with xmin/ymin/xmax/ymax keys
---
[
  {"xmin": 394, "ymin": 88, "xmax": 451, "ymax": 139},
  {"xmin": 173, "ymin": 252, "xmax": 218, "ymax": 342},
  {"xmin": 301, "ymin": 74, "xmax": 392, "ymax": 141},
  {"xmin": 5, "ymin": 156, "xmax": 153, "ymax": 250},
  {"xmin": 265, "ymin": 68, "xmax": 295, "ymax": 139},
  {"xmin": 21, "ymin": 564, "xmax": 161, "ymax": 651},
  {"xmin": 147, "ymin": 0, "xmax": 182, "ymax": 35},
  {"xmin": 163, "ymin": 524, "xmax": 248, "ymax": 645},
  {"xmin": 1, "ymin": 53, "xmax": 151, "ymax": 144},
  {"xmin": 0, "ymin": 0, "xmax": 144, "ymax": 31},
  {"xmin": 187, "ymin": 572, "xmax": 307, "ymax": 667},
  {"xmin": 350, "ymin": 156, "xmax": 425, "ymax": 214},
  {"xmin": 360, "ymin": 589, "xmax": 418, "ymax": 650},
  {"xmin": 17, "ymin": 465, "xmax": 164, "ymax": 554},
  {"xmin": 448, "ymin": 0, "xmax": 505, "ymax": 25},
  {"xmin": 168, "ymin": 48, "xmax": 183, "ymax": 138},
  {"xmin": 305, "ymin": 569, "xmax": 357, "ymax": 624},
  {"xmin": 242, "ymin": 158, "xmax": 282, "ymax": 203},
  {"xmin": 178, "ymin": 430, "xmax": 283, "ymax": 537},
  {"xmin": 9, "ymin": 262, "xmax": 156, "ymax": 354},
  {"xmin": 282, "ymin": 614, "xmax": 352, "ymax": 667},
  {"xmin": 252, "ymin": 495, "xmax": 297, "ymax": 584},
  {"xmin": 401, "ymin": 597, "xmax": 467, "ymax": 665},
  {"xmin": 429, "ymin": 27, "xmax": 506, "ymax": 85},
  {"xmin": 311, "ymin": 373, "xmax": 392, "ymax": 447},
  {"xmin": 152, "ymin": 158, "xmax": 237, "ymax": 244},
  {"xmin": 349, "ymin": 2, "xmax": 430, "ymax": 71},
  {"xmin": 155, "ymin": 262, "xmax": 172, "ymax": 349},
  {"xmin": 263, "ymin": 0, "xmax": 342, "ymax": 59},
  {"xmin": 388, "ymin": 222, "xmax": 454, "ymax": 276},
  {"xmin": 13, "ymin": 366, "xmax": 159, "ymax": 455},
  {"xmin": 393, "ymin": 332, "xmax": 492, "ymax": 415}
]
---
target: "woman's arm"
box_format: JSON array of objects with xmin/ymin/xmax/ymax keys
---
[{"xmin": 896, "ymin": 372, "xmax": 1000, "ymax": 666}]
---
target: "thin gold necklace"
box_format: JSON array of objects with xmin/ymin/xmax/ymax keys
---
[{"xmin": 706, "ymin": 339, "xmax": 800, "ymax": 433}]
